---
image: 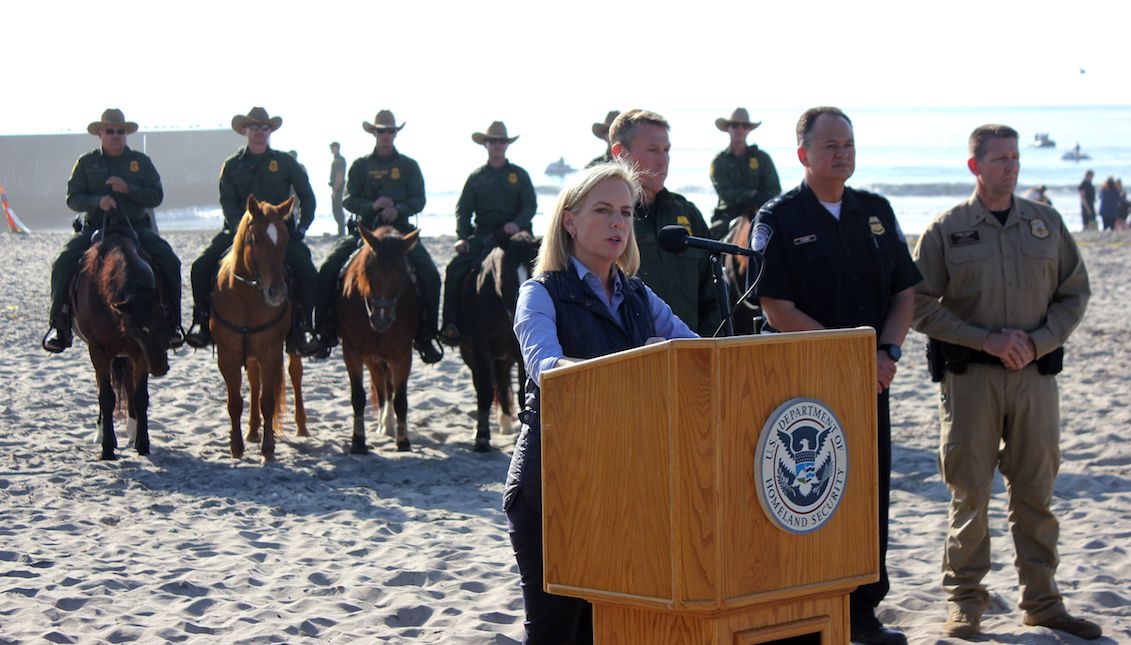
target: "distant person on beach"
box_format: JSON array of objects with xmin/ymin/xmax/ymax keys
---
[
  {"xmin": 1022, "ymin": 184, "xmax": 1052, "ymax": 206},
  {"xmin": 312, "ymin": 110, "xmax": 443, "ymax": 364},
  {"xmin": 912, "ymin": 124, "xmax": 1099, "ymax": 640},
  {"xmin": 584, "ymin": 110, "xmax": 619, "ymax": 169},
  {"xmin": 44, "ymin": 108, "xmax": 183, "ymax": 354},
  {"xmin": 708, "ymin": 107, "xmax": 781, "ymax": 239},
  {"xmin": 505, "ymin": 162, "xmax": 696, "ymax": 643},
  {"xmin": 184, "ymin": 107, "xmax": 323, "ymax": 357},
  {"xmin": 1098, "ymin": 175, "xmax": 1122, "ymax": 231},
  {"xmin": 750, "ymin": 106, "xmax": 918, "ymax": 645},
  {"xmin": 440, "ymin": 121, "xmax": 536, "ymax": 346},
  {"xmin": 610, "ymin": 109, "xmax": 721, "ymax": 336},
  {"xmin": 329, "ymin": 141, "xmax": 346, "ymax": 236},
  {"xmin": 1078, "ymin": 169, "xmax": 1096, "ymax": 230}
]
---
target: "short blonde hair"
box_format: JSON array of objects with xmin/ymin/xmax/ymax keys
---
[{"xmin": 535, "ymin": 162, "xmax": 643, "ymax": 277}]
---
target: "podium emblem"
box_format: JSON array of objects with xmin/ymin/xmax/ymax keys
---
[{"xmin": 754, "ymin": 398, "xmax": 848, "ymax": 534}]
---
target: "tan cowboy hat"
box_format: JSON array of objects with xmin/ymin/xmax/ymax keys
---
[
  {"xmin": 231, "ymin": 107, "xmax": 283, "ymax": 134},
  {"xmin": 471, "ymin": 121, "xmax": 519, "ymax": 145},
  {"xmin": 362, "ymin": 109, "xmax": 406, "ymax": 135},
  {"xmin": 715, "ymin": 107, "xmax": 762, "ymax": 132},
  {"xmin": 87, "ymin": 108, "xmax": 139, "ymax": 135},
  {"xmin": 591, "ymin": 110, "xmax": 620, "ymax": 140}
]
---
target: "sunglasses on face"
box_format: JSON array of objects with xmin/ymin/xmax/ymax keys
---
[
  {"xmin": 728, "ymin": 123, "xmax": 751, "ymax": 130},
  {"xmin": 247, "ymin": 124, "xmax": 272, "ymax": 132},
  {"xmin": 486, "ymin": 138, "xmax": 509, "ymax": 145},
  {"xmin": 374, "ymin": 128, "xmax": 396, "ymax": 134},
  {"xmin": 103, "ymin": 128, "xmax": 127, "ymax": 135}
]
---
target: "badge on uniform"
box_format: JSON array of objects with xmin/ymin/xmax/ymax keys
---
[
  {"xmin": 748, "ymin": 158, "xmax": 760, "ymax": 170},
  {"xmin": 392, "ymin": 167, "xmax": 401, "ymax": 180},
  {"xmin": 129, "ymin": 160, "xmax": 140, "ymax": 173},
  {"xmin": 868, "ymin": 215, "xmax": 885, "ymax": 236},
  {"xmin": 793, "ymin": 234, "xmax": 817, "ymax": 245},
  {"xmin": 752, "ymin": 222, "xmax": 773, "ymax": 253},
  {"xmin": 508, "ymin": 172, "xmax": 518, "ymax": 184},
  {"xmin": 676, "ymin": 214, "xmax": 692, "ymax": 234},
  {"xmin": 268, "ymin": 160, "xmax": 279, "ymax": 173},
  {"xmin": 949, "ymin": 230, "xmax": 981, "ymax": 246},
  {"xmin": 1030, "ymin": 218, "xmax": 1050, "ymax": 239}
]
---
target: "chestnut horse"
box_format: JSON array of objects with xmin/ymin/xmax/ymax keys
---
[
  {"xmin": 337, "ymin": 225, "xmax": 419, "ymax": 453},
  {"xmin": 211, "ymin": 195, "xmax": 306, "ymax": 461},
  {"xmin": 721, "ymin": 215, "xmax": 761, "ymax": 335},
  {"xmin": 457, "ymin": 231, "xmax": 539, "ymax": 452},
  {"xmin": 72, "ymin": 225, "xmax": 171, "ymax": 460}
]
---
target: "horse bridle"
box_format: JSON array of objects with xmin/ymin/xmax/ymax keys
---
[{"xmin": 213, "ymin": 225, "xmax": 289, "ymax": 365}]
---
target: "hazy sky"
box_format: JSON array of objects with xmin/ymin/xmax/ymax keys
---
[{"xmin": 6, "ymin": 0, "xmax": 1126, "ymax": 138}]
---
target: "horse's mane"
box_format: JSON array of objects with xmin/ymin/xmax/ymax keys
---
[
  {"xmin": 217, "ymin": 212, "xmax": 253, "ymax": 284},
  {"xmin": 82, "ymin": 233, "xmax": 155, "ymax": 303},
  {"xmin": 477, "ymin": 231, "xmax": 537, "ymax": 298},
  {"xmin": 342, "ymin": 228, "xmax": 409, "ymax": 299}
]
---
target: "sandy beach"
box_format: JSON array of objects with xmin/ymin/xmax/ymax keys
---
[{"xmin": 1, "ymin": 229, "xmax": 1128, "ymax": 644}]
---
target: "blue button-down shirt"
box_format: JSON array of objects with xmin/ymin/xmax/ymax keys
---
[{"xmin": 514, "ymin": 257, "xmax": 698, "ymax": 386}]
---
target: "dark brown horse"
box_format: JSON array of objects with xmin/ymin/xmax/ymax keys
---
[
  {"xmin": 72, "ymin": 226, "xmax": 171, "ymax": 460},
  {"xmin": 337, "ymin": 225, "xmax": 419, "ymax": 453},
  {"xmin": 457, "ymin": 231, "xmax": 539, "ymax": 452},
  {"xmin": 721, "ymin": 215, "xmax": 762, "ymax": 335},
  {"xmin": 211, "ymin": 195, "xmax": 306, "ymax": 461}
]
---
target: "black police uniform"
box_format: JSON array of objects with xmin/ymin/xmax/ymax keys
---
[{"xmin": 751, "ymin": 182, "xmax": 921, "ymax": 624}]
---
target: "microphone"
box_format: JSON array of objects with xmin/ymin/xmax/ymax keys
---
[{"xmin": 658, "ymin": 225, "xmax": 758, "ymax": 257}]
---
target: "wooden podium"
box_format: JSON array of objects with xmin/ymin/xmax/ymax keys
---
[{"xmin": 540, "ymin": 329, "xmax": 878, "ymax": 644}]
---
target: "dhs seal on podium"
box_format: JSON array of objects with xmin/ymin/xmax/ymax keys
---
[{"xmin": 754, "ymin": 398, "xmax": 849, "ymax": 534}]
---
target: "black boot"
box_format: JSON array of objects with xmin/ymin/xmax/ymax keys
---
[
  {"xmin": 439, "ymin": 321, "xmax": 461, "ymax": 347},
  {"xmin": 415, "ymin": 335, "xmax": 444, "ymax": 364},
  {"xmin": 42, "ymin": 321, "xmax": 73, "ymax": 354},
  {"xmin": 184, "ymin": 309, "xmax": 211, "ymax": 348}
]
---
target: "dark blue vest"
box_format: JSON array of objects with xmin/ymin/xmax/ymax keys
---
[{"xmin": 503, "ymin": 268, "xmax": 656, "ymax": 513}]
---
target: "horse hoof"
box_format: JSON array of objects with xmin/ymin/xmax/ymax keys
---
[
  {"xmin": 349, "ymin": 442, "xmax": 368, "ymax": 455},
  {"xmin": 247, "ymin": 432, "xmax": 261, "ymax": 442},
  {"xmin": 261, "ymin": 452, "xmax": 275, "ymax": 464},
  {"xmin": 100, "ymin": 452, "xmax": 118, "ymax": 461},
  {"xmin": 396, "ymin": 439, "xmax": 411, "ymax": 452},
  {"xmin": 472, "ymin": 439, "xmax": 491, "ymax": 453},
  {"xmin": 137, "ymin": 447, "xmax": 150, "ymax": 457},
  {"xmin": 230, "ymin": 449, "xmax": 244, "ymax": 459}
]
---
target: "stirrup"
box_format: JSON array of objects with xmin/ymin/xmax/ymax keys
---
[
  {"xmin": 168, "ymin": 325, "xmax": 186, "ymax": 350},
  {"xmin": 416, "ymin": 338, "xmax": 444, "ymax": 364},
  {"xmin": 184, "ymin": 320, "xmax": 211, "ymax": 348},
  {"xmin": 42, "ymin": 326, "xmax": 72, "ymax": 354}
]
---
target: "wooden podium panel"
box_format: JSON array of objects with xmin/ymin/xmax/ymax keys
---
[{"xmin": 541, "ymin": 329, "xmax": 878, "ymax": 621}]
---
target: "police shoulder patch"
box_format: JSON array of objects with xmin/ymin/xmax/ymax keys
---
[
  {"xmin": 752, "ymin": 222, "xmax": 773, "ymax": 253},
  {"xmin": 676, "ymin": 214, "xmax": 692, "ymax": 233}
]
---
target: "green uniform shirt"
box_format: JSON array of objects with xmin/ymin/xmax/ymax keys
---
[
  {"xmin": 218, "ymin": 147, "xmax": 316, "ymax": 233},
  {"xmin": 633, "ymin": 189, "xmax": 721, "ymax": 336},
  {"xmin": 585, "ymin": 151, "xmax": 614, "ymax": 169},
  {"xmin": 455, "ymin": 161, "xmax": 536, "ymax": 240},
  {"xmin": 709, "ymin": 145, "xmax": 781, "ymax": 223},
  {"xmin": 343, "ymin": 148, "xmax": 426, "ymax": 232},
  {"xmin": 330, "ymin": 153, "xmax": 346, "ymax": 192},
  {"xmin": 66, "ymin": 146, "xmax": 163, "ymax": 229}
]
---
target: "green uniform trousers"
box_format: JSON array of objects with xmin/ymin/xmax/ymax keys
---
[
  {"xmin": 315, "ymin": 234, "xmax": 440, "ymax": 342},
  {"xmin": 50, "ymin": 227, "xmax": 181, "ymax": 326},
  {"xmin": 938, "ymin": 363, "xmax": 1065, "ymax": 622},
  {"xmin": 189, "ymin": 229, "xmax": 318, "ymax": 325}
]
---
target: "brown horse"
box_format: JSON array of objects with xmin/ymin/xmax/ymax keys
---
[
  {"xmin": 211, "ymin": 195, "xmax": 307, "ymax": 461},
  {"xmin": 457, "ymin": 231, "xmax": 539, "ymax": 452},
  {"xmin": 72, "ymin": 226, "xmax": 171, "ymax": 460},
  {"xmin": 721, "ymin": 215, "xmax": 762, "ymax": 335},
  {"xmin": 337, "ymin": 225, "xmax": 419, "ymax": 453}
]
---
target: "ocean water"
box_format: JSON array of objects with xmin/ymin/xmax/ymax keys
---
[{"xmin": 156, "ymin": 105, "xmax": 1130, "ymax": 237}]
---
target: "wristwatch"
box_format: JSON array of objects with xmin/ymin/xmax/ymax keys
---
[{"xmin": 879, "ymin": 343, "xmax": 902, "ymax": 363}]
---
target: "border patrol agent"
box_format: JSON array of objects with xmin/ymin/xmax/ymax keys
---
[
  {"xmin": 751, "ymin": 107, "xmax": 919, "ymax": 645},
  {"xmin": 184, "ymin": 107, "xmax": 322, "ymax": 357},
  {"xmin": 912, "ymin": 124, "xmax": 1099, "ymax": 641},
  {"xmin": 584, "ymin": 110, "xmax": 619, "ymax": 169},
  {"xmin": 44, "ymin": 108, "xmax": 183, "ymax": 353},
  {"xmin": 610, "ymin": 109, "xmax": 721, "ymax": 337},
  {"xmin": 708, "ymin": 107, "xmax": 781, "ymax": 239},
  {"xmin": 440, "ymin": 121, "xmax": 536, "ymax": 345},
  {"xmin": 313, "ymin": 110, "xmax": 443, "ymax": 364}
]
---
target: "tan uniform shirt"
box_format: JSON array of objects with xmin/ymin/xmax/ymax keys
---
[{"xmin": 912, "ymin": 193, "xmax": 1089, "ymax": 358}]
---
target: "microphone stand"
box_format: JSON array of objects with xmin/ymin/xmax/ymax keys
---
[{"xmin": 709, "ymin": 252, "xmax": 734, "ymax": 337}]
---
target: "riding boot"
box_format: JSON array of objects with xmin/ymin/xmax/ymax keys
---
[
  {"xmin": 291, "ymin": 307, "xmax": 326, "ymax": 359},
  {"xmin": 42, "ymin": 313, "xmax": 73, "ymax": 354},
  {"xmin": 414, "ymin": 334, "xmax": 444, "ymax": 364},
  {"xmin": 184, "ymin": 306, "xmax": 211, "ymax": 348},
  {"xmin": 439, "ymin": 320, "xmax": 461, "ymax": 347}
]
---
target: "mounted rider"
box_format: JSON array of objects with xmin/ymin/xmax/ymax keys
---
[{"xmin": 43, "ymin": 108, "xmax": 183, "ymax": 354}]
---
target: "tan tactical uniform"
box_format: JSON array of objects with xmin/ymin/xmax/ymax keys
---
[{"xmin": 912, "ymin": 193, "xmax": 1089, "ymax": 622}]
